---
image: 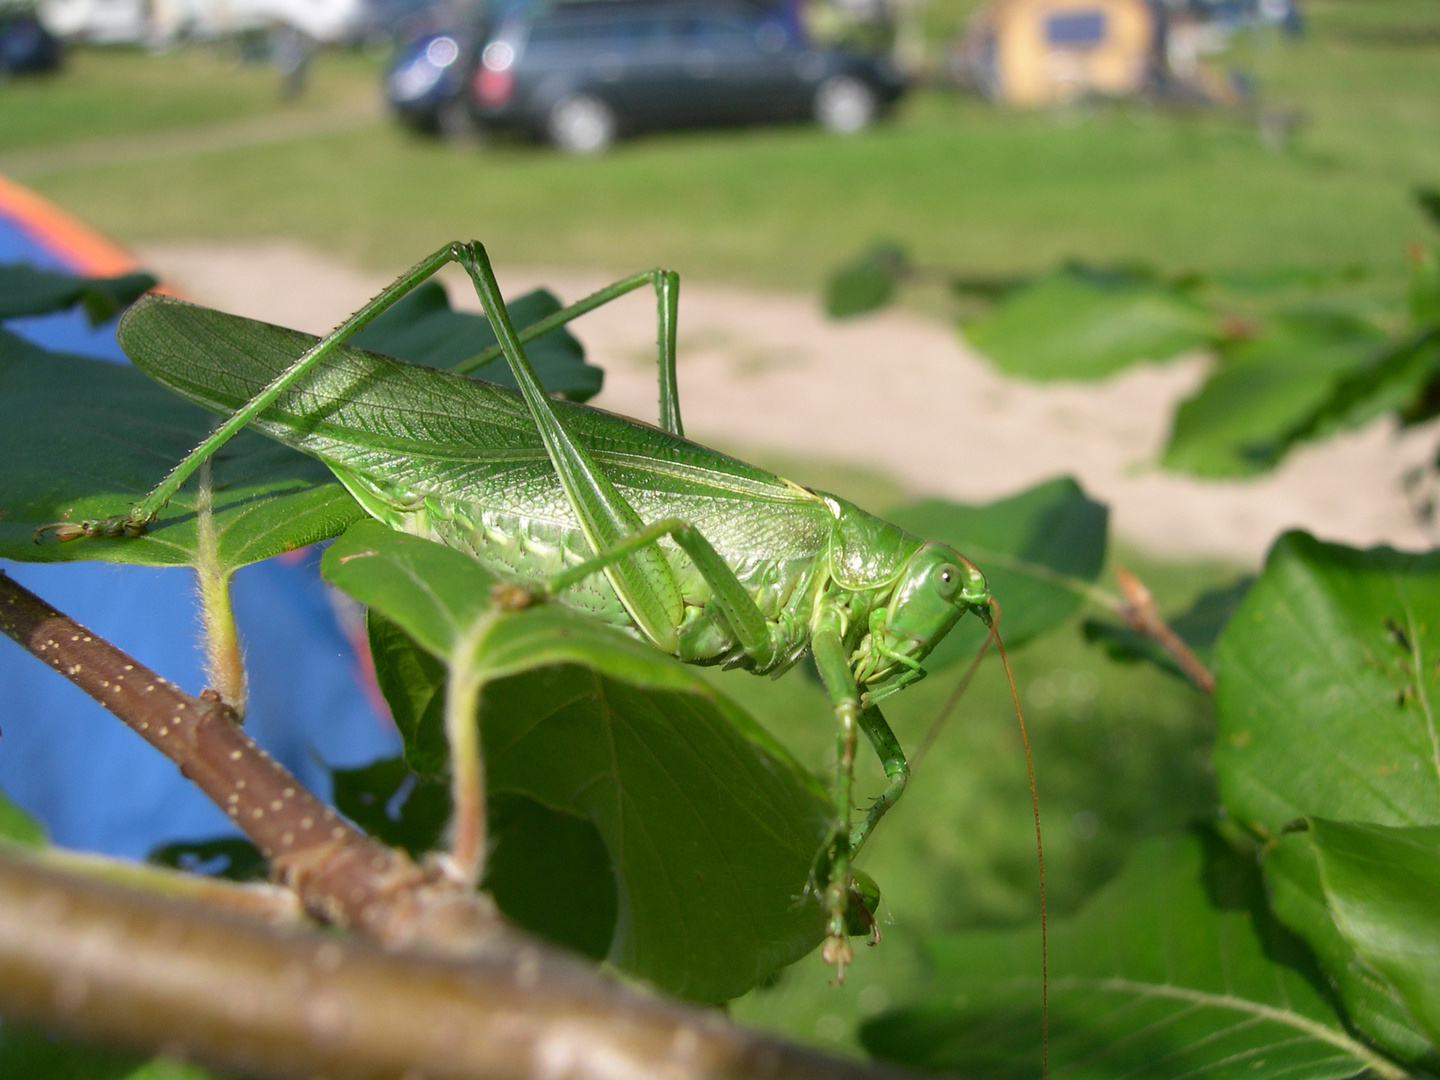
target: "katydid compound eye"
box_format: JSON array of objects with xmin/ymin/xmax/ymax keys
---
[{"xmin": 933, "ymin": 563, "xmax": 961, "ymax": 600}]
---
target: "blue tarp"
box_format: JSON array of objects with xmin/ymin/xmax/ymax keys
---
[{"xmin": 0, "ymin": 187, "xmax": 398, "ymax": 858}]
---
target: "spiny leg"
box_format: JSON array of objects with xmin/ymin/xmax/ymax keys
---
[
  {"xmin": 452, "ymin": 243, "xmax": 687, "ymax": 653},
  {"xmin": 810, "ymin": 618, "xmax": 863, "ymax": 981},
  {"xmin": 851, "ymin": 705, "xmax": 909, "ymax": 859},
  {"xmin": 42, "ymin": 247, "xmax": 686, "ymax": 541},
  {"xmin": 546, "ymin": 515, "xmax": 779, "ymax": 670},
  {"xmin": 46, "ymin": 244, "xmax": 475, "ymax": 540},
  {"xmin": 452, "ymin": 266, "xmax": 683, "ymax": 436}
]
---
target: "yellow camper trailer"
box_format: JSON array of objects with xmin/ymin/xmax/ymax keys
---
[{"xmin": 960, "ymin": 0, "xmax": 1159, "ymax": 105}]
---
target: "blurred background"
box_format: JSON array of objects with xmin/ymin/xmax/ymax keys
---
[{"xmin": 2, "ymin": 0, "xmax": 1438, "ymax": 1059}]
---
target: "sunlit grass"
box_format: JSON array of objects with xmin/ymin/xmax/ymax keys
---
[
  {"xmin": 7, "ymin": 1, "xmax": 1438, "ymax": 293},
  {"xmin": 0, "ymin": 46, "xmax": 379, "ymax": 152}
]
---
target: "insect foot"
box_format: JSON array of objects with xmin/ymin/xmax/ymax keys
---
[
  {"xmin": 33, "ymin": 512, "xmax": 153, "ymax": 543},
  {"xmin": 822, "ymin": 933, "xmax": 854, "ymax": 984}
]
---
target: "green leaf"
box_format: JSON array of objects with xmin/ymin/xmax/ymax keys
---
[
  {"xmin": 1164, "ymin": 311, "xmax": 1393, "ymax": 476},
  {"xmin": 1214, "ymin": 531, "xmax": 1440, "ymax": 836},
  {"xmin": 888, "ymin": 477, "xmax": 1108, "ymax": 670},
  {"xmin": 147, "ymin": 837, "xmax": 267, "ymax": 882},
  {"xmin": 1083, "ymin": 576, "xmax": 1252, "ymax": 682},
  {"xmin": 474, "ymin": 632, "xmax": 830, "ymax": 1000},
  {"xmin": 367, "ymin": 610, "xmax": 449, "ymax": 776},
  {"xmin": 483, "ymin": 791, "xmax": 618, "ymax": 961},
  {"xmin": 0, "ymin": 264, "xmax": 156, "ymax": 325},
  {"xmin": 861, "ymin": 829, "xmax": 1398, "ymax": 1080},
  {"xmin": 0, "ymin": 784, "xmax": 46, "ymax": 847},
  {"xmin": 323, "ymin": 520, "xmax": 498, "ymax": 656},
  {"xmin": 1267, "ymin": 826, "xmax": 1439, "ymax": 1065},
  {"xmin": 1281, "ymin": 328, "xmax": 1440, "ymax": 447},
  {"xmin": 824, "ymin": 242, "xmax": 908, "ymax": 318},
  {"xmin": 350, "ymin": 281, "xmax": 603, "ymax": 402},
  {"xmin": 329, "ymin": 753, "xmax": 619, "ymax": 960},
  {"xmin": 964, "ymin": 268, "xmax": 1217, "ymax": 380},
  {"xmin": 0, "ymin": 330, "xmax": 362, "ymax": 568},
  {"xmin": 322, "ymin": 521, "xmax": 834, "ymax": 1002},
  {"xmin": 1304, "ymin": 818, "xmax": 1440, "ymax": 1046}
]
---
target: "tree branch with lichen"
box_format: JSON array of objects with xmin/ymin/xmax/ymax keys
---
[{"xmin": 0, "ymin": 851, "xmax": 917, "ymax": 1080}]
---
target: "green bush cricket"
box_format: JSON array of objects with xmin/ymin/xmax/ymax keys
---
[{"xmin": 42, "ymin": 241, "xmax": 1022, "ymax": 981}]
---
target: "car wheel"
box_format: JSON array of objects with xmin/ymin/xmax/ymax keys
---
[
  {"xmin": 814, "ymin": 75, "xmax": 878, "ymax": 134},
  {"xmin": 547, "ymin": 94, "xmax": 617, "ymax": 155}
]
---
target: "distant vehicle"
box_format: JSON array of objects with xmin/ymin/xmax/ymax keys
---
[
  {"xmin": 0, "ymin": 8, "xmax": 61, "ymax": 73},
  {"xmin": 385, "ymin": 12, "xmax": 490, "ymax": 134},
  {"xmin": 385, "ymin": 0, "xmax": 907, "ymax": 152}
]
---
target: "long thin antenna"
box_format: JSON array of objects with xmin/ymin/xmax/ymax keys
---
[{"xmin": 992, "ymin": 597, "xmax": 1047, "ymax": 1080}]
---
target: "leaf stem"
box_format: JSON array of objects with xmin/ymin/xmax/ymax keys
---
[
  {"xmin": 195, "ymin": 455, "xmax": 246, "ymax": 713},
  {"xmin": 1113, "ymin": 566, "xmax": 1216, "ymax": 694},
  {"xmin": 962, "ymin": 544, "xmax": 1121, "ymax": 611},
  {"xmin": 444, "ymin": 611, "xmax": 498, "ymax": 889}
]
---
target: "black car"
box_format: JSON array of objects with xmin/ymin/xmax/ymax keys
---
[
  {"xmin": 0, "ymin": 10, "xmax": 61, "ymax": 76},
  {"xmin": 388, "ymin": 0, "xmax": 906, "ymax": 151}
]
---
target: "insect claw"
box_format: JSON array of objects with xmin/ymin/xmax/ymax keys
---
[
  {"xmin": 33, "ymin": 521, "xmax": 87, "ymax": 543},
  {"xmin": 822, "ymin": 935, "xmax": 853, "ymax": 984}
]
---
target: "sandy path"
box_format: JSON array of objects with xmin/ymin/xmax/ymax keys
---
[{"xmin": 137, "ymin": 239, "xmax": 1440, "ymax": 567}]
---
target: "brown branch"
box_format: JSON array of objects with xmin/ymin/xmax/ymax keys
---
[
  {"xmin": 17, "ymin": 843, "xmax": 305, "ymax": 926},
  {"xmin": 1113, "ymin": 565, "xmax": 1216, "ymax": 694},
  {"xmin": 0, "ymin": 852, "xmax": 919, "ymax": 1080},
  {"xmin": 0, "ymin": 569, "xmax": 496, "ymax": 952}
]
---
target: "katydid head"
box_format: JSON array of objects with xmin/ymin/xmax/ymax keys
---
[{"xmin": 874, "ymin": 543, "xmax": 989, "ymax": 666}]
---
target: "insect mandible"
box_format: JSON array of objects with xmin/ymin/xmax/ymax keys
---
[{"xmin": 43, "ymin": 241, "xmax": 1002, "ymax": 979}]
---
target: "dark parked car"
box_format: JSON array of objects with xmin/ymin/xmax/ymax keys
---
[
  {"xmin": 0, "ymin": 9, "xmax": 61, "ymax": 76},
  {"xmin": 386, "ymin": 0, "xmax": 906, "ymax": 152}
]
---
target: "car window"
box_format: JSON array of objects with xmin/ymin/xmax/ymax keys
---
[
  {"xmin": 679, "ymin": 10, "xmax": 754, "ymax": 49},
  {"xmin": 527, "ymin": 10, "xmax": 670, "ymax": 50}
]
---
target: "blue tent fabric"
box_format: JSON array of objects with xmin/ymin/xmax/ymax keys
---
[{"xmin": 0, "ymin": 192, "xmax": 399, "ymax": 857}]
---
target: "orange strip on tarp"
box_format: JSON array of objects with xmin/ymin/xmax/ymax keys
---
[{"xmin": 0, "ymin": 173, "xmax": 140, "ymax": 277}]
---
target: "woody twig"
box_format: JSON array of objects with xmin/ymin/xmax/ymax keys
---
[{"xmin": 1112, "ymin": 565, "xmax": 1216, "ymax": 694}]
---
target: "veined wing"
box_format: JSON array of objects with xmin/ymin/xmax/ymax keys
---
[{"xmin": 119, "ymin": 296, "xmax": 835, "ymax": 562}]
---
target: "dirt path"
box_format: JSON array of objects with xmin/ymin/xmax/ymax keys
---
[{"xmin": 137, "ymin": 239, "xmax": 1440, "ymax": 567}]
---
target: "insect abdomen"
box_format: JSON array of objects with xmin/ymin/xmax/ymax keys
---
[{"xmin": 329, "ymin": 461, "xmax": 830, "ymax": 669}]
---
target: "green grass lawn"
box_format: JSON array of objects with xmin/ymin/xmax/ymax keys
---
[
  {"xmin": 4, "ymin": 0, "xmax": 1438, "ymax": 293},
  {"xmin": 0, "ymin": 46, "xmax": 378, "ymax": 153}
]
